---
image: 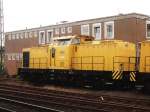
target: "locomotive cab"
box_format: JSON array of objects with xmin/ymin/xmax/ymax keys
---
[{"xmin": 48, "ymin": 35, "xmax": 87, "ymax": 69}]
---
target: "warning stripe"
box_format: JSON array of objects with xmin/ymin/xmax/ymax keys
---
[
  {"xmin": 113, "ymin": 71, "xmax": 120, "ymax": 79},
  {"xmin": 112, "ymin": 71, "xmax": 118, "ymax": 77},
  {"xmin": 112, "ymin": 71, "xmax": 123, "ymax": 80},
  {"xmin": 116, "ymin": 71, "xmax": 123, "ymax": 80},
  {"xmin": 130, "ymin": 72, "xmax": 136, "ymax": 82}
]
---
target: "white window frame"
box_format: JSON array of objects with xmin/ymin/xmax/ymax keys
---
[
  {"xmin": 15, "ymin": 53, "xmax": 20, "ymax": 60},
  {"xmin": 19, "ymin": 53, "xmax": 23, "ymax": 60},
  {"xmin": 81, "ymin": 24, "xmax": 90, "ymax": 36},
  {"xmin": 55, "ymin": 28, "xmax": 59, "ymax": 35},
  {"xmin": 8, "ymin": 34, "xmax": 11, "ymax": 40},
  {"xmin": 25, "ymin": 32, "xmax": 28, "ymax": 38},
  {"xmin": 34, "ymin": 31, "xmax": 38, "ymax": 37},
  {"xmin": 20, "ymin": 33, "xmax": 24, "ymax": 39},
  {"xmin": 39, "ymin": 31, "xmax": 45, "ymax": 44},
  {"xmin": 11, "ymin": 53, "xmax": 15, "ymax": 60},
  {"xmin": 7, "ymin": 53, "xmax": 12, "ymax": 60},
  {"xmin": 61, "ymin": 27, "xmax": 66, "ymax": 34},
  {"xmin": 104, "ymin": 21, "xmax": 114, "ymax": 39},
  {"xmin": 12, "ymin": 34, "xmax": 16, "ymax": 40},
  {"xmin": 47, "ymin": 30, "xmax": 53, "ymax": 43},
  {"xmin": 92, "ymin": 23, "xmax": 101, "ymax": 40},
  {"xmin": 67, "ymin": 27, "xmax": 72, "ymax": 33},
  {"xmin": 146, "ymin": 21, "xmax": 150, "ymax": 39},
  {"xmin": 16, "ymin": 33, "xmax": 19, "ymax": 39},
  {"xmin": 29, "ymin": 32, "xmax": 33, "ymax": 38}
]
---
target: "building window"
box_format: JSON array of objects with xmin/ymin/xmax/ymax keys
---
[
  {"xmin": 20, "ymin": 33, "xmax": 24, "ymax": 39},
  {"xmin": 47, "ymin": 30, "xmax": 53, "ymax": 43},
  {"xmin": 104, "ymin": 21, "xmax": 114, "ymax": 39},
  {"xmin": 39, "ymin": 31, "xmax": 45, "ymax": 44},
  {"xmin": 146, "ymin": 21, "xmax": 150, "ymax": 38},
  {"xmin": 29, "ymin": 32, "xmax": 33, "ymax": 38},
  {"xmin": 19, "ymin": 33, "xmax": 21, "ymax": 39},
  {"xmin": 16, "ymin": 33, "xmax": 19, "ymax": 39},
  {"xmin": 12, "ymin": 53, "xmax": 15, "ymax": 60},
  {"xmin": 34, "ymin": 31, "xmax": 38, "ymax": 37},
  {"xmin": 92, "ymin": 23, "xmax": 101, "ymax": 40},
  {"xmin": 15, "ymin": 53, "xmax": 20, "ymax": 60},
  {"xmin": 55, "ymin": 28, "xmax": 59, "ymax": 35},
  {"xmin": 8, "ymin": 34, "xmax": 11, "ymax": 40},
  {"xmin": 81, "ymin": 24, "xmax": 90, "ymax": 36},
  {"xmin": 67, "ymin": 27, "xmax": 72, "ymax": 33},
  {"xmin": 25, "ymin": 32, "xmax": 28, "ymax": 38},
  {"xmin": 19, "ymin": 53, "xmax": 23, "ymax": 60},
  {"xmin": 61, "ymin": 27, "xmax": 66, "ymax": 34},
  {"xmin": 12, "ymin": 34, "xmax": 16, "ymax": 40},
  {"xmin": 7, "ymin": 54, "xmax": 11, "ymax": 60}
]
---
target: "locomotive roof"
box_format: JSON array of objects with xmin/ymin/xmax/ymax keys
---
[{"xmin": 53, "ymin": 35, "xmax": 94, "ymax": 40}]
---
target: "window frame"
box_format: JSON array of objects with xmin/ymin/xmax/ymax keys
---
[
  {"xmin": 47, "ymin": 30, "xmax": 53, "ymax": 43},
  {"xmin": 8, "ymin": 34, "xmax": 12, "ymax": 40},
  {"xmin": 11, "ymin": 53, "xmax": 15, "ymax": 61},
  {"xmin": 67, "ymin": 27, "xmax": 72, "ymax": 34},
  {"xmin": 61, "ymin": 27, "xmax": 66, "ymax": 34},
  {"xmin": 81, "ymin": 24, "xmax": 90, "ymax": 36},
  {"xmin": 39, "ymin": 31, "xmax": 45, "ymax": 44},
  {"xmin": 34, "ymin": 31, "xmax": 38, "ymax": 37},
  {"xmin": 146, "ymin": 21, "xmax": 150, "ymax": 39},
  {"xmin": 25, "ymin": 32, "xmax": 28, "ymax": 39},
  {"xmin": 16, "ymin": 33, "xmax": 19, "ymax": 39},
  {"xmin": 55, "ymin": 28, "xmax": 59, "ymax": 35},
  {"xmin": 29, "ymin": 32, "xmax": 33, "ymax": 38},
  {"xmin": 7, "ymin": 53, "xmax": 12, "ymax": 60},
  {"xmin": 92, "ymin": 23, "xmax": 101, "ymax": 40},
  {"xmin": 12, "ymin": 34, "xmax": 16, "ymax": 40},
  {"xmin": 104, "ymin": 21, "xmax": 114, "ymax": 39}
]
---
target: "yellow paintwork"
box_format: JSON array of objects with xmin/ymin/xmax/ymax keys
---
[
  {"xmin": 139, "ymin": 41, "xmax": 150, "ymax": 72},
  {"xmin": 49, "ymin": 45, "xmax": 73, "ymax": 69},
  {"xmin": 72, "ymin": 40, "xmax": 136, "ymax": 71},
  {"xmin": 23, "ymin": 46, "xmax": 49, "ymax": 69},
  {"xmin": 22, "ymin": 38, "xmax": 136, "ymax": 72}
]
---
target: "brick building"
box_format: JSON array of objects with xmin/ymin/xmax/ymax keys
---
[{"xmin": 4, "ymin": 13, "xmax": 150, "ymax": 76}]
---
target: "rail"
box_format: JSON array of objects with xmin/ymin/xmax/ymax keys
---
[
  {"xmin": 0, "ymin": 106, "xmax": 15, "ymax": 112},
  {"xmin": 0, "ymin": 96, "xmax": 64, "ymax": 112},
  {"xmin": 0, "ymin": 84, "xmax": 150, "ymax": 112}
]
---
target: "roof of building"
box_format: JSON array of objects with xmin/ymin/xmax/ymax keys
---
[{"xmin": 5, "ymin": 13, "xmax": 150, "ymax": 34}]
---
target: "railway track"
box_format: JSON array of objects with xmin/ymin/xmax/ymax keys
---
[
  {"xmin": 0, "ymin": 106, "xmax": 15, "ymax": 112},
  {"xmin": 0, "ymin": 84, "xmax": 149, "ymax": 112},
  {"xmin": 0, "ymin": 83, "xmax": 149, "ymax": 107},
  {"xmin": 0, "ymin": 96, "xmax": 64, "ymax": 112}
]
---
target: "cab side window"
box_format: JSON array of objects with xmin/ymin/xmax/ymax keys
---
[{"xmin": 71, "ymin": 38, "xmax": 80, "ymax": 44}]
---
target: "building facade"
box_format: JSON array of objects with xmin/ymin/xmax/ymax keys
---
[{"xmin": 4, "ymin": 13, "xmax": 150, "ymax": 76}]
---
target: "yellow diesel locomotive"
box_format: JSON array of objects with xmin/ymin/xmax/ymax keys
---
[
  {"xmin": 18, "ymin": 35, "xmax": 137, "ymax": 88},
  {"xmin": 136, "ymin": 40, "xmax": 150, "ymax": 92}
]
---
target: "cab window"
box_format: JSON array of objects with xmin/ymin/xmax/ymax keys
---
[
  {"xmin": 71, "ymin": 38, "xmax": 80, "ymax": 44},
  {"xmin": 58, "ymin": 39, "xmax": 71, "ymax": 45}
]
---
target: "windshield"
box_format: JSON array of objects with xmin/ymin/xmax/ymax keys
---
[
  {"xmin": 55, "ymin": 39, "xmax": 71, "ymax": 45},
  {"xmin": 71, "ymin": 38, "xmax": 80, "ymax": 44}
]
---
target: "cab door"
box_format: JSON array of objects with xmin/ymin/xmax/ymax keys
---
[{"xmin": 50, "ymin": 47, "xmax": 56, "ymax": 67}]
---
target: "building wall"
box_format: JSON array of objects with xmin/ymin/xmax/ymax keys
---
[
  {"xmin": 4, "ymin": 14, "xmax": 149, "ymax": 76},
  {"xmin": 115, "ymin": 17, "xmax": 146, "ymax": 43},
  {"xmin": 5, "ymin": 35, "xmax": 38, "ymax": 75}
]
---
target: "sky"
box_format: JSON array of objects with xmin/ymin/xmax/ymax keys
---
[{"xmin": 3, "ymin": 0, "xmax": 150, "ymax": 32}]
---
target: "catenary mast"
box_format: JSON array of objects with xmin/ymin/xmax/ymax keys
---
[{"xmin": 0, "ymin": 0, "xmax": 4, "ymax": 72}]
